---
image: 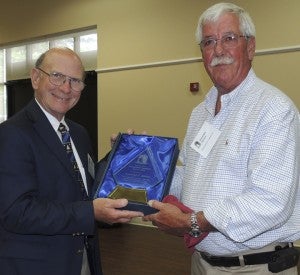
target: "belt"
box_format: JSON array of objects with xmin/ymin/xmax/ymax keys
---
[{"xmin": 200, "ymin": 243, "xmax": 292, "ymax": 267}]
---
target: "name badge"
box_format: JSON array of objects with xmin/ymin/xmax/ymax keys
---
[
  {"xmin": 88, "ymin": 154, "xmax": 95, "ymax": 179},
  {"xmin": 191, "ymin": 121, "xmax": 221, "ymax": 158}
]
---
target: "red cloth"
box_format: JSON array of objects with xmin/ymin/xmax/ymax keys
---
[{"xmin": 162, "ymin": 195, "xmax": 208, "ymax": 252}]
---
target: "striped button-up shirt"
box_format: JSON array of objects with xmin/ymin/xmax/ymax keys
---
[{"xmin": 170, "ymin": 69, "xmax": 300, "ymax": 255}]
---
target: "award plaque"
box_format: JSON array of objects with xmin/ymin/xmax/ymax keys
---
[{"xmin": 94, "ymin": 133, "xmax": 179, "ymax": 214}]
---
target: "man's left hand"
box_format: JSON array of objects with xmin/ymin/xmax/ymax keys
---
[{"xmin": 143, "ymin": 200, "xmax": 190, "ymax": 236}]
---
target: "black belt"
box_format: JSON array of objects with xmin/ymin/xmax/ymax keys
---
[{"xmin": 200, "ymin": 244, "xmax": 291, "ymax": 267}]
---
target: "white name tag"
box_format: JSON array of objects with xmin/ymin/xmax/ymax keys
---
[{"xmin": 190, "ymin": 121, "xmax": 221, "ymax": 158}]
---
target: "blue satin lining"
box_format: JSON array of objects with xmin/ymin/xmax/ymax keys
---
[{"xmin": 96, "ymin": 134, "xmax": 177, "ymax": 202}]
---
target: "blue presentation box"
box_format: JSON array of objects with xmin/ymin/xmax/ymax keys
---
[{"xmin": 94, "ymin": 133, "xmax": 179, "ymax": 215}]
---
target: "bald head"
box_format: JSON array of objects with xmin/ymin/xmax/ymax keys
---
[{"xmin": 35, "ymin": 48, "xmax": 85, "ymax": 77}]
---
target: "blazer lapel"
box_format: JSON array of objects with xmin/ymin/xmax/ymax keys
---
[{"xmin": 26, "ymin": 100, "xmax": 75, "ymax": 178}]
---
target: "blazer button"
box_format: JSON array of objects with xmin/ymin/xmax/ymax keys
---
[{"xmin": 77, "ymin": 249, "xmax": 84, "ymax": 254}]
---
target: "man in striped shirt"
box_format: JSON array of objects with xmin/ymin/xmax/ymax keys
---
[{"xmin": 144, "ymin": 3, "xmax": 300, "ymax": 274}]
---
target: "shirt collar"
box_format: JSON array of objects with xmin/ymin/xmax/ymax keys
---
[
  {"xmin": 205, "ymin": 68, "xmax": 255, "ymax": 115},
  {"xmin": 35, "ymin": 98, "xmax": 67, "ymax": 131}
]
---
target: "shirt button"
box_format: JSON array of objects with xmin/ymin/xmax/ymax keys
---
[{"xmin": 77, "ymin": 249, "xmax": 84, "ymax": 254}]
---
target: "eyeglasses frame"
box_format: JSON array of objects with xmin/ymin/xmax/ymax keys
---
[
  {"xmin": 36, "ymin": 67, "xmax": 86, "ymax": 92},
  {"xmin": 199, "ymin": 33, "xmax": 250, "ymax": 50}
]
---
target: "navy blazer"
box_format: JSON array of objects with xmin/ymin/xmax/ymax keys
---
[{"xmin": 0, "ymin": 100, "xmax": 102, "ymax": 275}]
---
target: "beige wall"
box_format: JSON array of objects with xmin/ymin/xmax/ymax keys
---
[
  {"xmin": 0, "ymin": 0, "xmax": 299, "ymax": 157},
  {"xmin": 1, "ymin": 0, "xmax": 299, "ymax": 242}
]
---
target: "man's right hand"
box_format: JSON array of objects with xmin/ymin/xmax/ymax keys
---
[{"xmin": 93, "ymin": 198, "xmax": 144, "ymax": 224}]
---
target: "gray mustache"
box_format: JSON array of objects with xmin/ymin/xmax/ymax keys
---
[{"xmin": 210, "ymin": 56, "xmax": 234, "ymax": 67}]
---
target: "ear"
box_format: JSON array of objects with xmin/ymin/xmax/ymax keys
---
[
  {"xmin": 247, "ymin": 36, "xmax": 256, "ymax": 61},
  {"xmin": 31, "ymin": 68, "xmax": 40, "ymax": 89}
]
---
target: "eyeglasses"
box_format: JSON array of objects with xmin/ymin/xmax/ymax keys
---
[
  {"xmin": 200, "ymin": 33, "xmax": 249, "ymax": 50},
  {"xmin": 36, "ymin": 67, "xmax": 85, "ymax": 92}
]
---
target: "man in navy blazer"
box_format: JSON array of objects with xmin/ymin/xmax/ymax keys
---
[{"xmin": 0, "ymin": 48, "xmax": 143, "ymax": 275}]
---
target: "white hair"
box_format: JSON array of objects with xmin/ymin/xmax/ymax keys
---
[{"xmin": 195, "ymin": 2, "xmax": 256, "ymax": 44}]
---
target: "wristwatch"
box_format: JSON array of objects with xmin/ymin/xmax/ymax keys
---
[{"xmin": 189, "ymin": 212, "xmax": 201, "ymax": 238}]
